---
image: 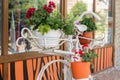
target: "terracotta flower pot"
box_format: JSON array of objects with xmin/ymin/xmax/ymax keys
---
[
  {"xmin": 71, "ymin": 61, "xmax": 90, "ymax": 79},
  {"xmin": 79, "ymin": 32, "xmax": 93, "ymax": 45}
]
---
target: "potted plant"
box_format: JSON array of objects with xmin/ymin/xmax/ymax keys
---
[
  {"xmin": 79, "ymin": 16, "xmax": 97, "ymax": 45},
  {"xmin": 71, "ymin": 44, "xmax": 98, "ymax": 79},
  {"xmin": 25, "ymin": 1, "xmax": 74, "ymax": 48}
]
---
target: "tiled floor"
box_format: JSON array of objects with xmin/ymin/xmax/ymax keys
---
[{"xmin": 93, "ymin": 68, "xmax": 120, "ymax": 80}]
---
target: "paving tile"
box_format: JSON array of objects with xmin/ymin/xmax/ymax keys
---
[{"xmin": 93, "ymin": 68, "xmax": 120, "ymax": 80}]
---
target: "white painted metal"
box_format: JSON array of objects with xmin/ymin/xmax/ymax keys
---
[{"xmin": 16, "ymin": 11, "xmax": 103, "ymax": 80}]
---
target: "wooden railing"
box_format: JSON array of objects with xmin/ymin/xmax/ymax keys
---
[
  {"xmin": 0, "ymin": 46, "xmax": 114, "ymax": 80},
  {"xmin": 93, "ymin": 46, "xmax": 113, "ymax": 73},
  {"xmin": 0, "ymin": 56, "xmax": 62, "ymax": 80}
]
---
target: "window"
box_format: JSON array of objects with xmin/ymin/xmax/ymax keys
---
[
  {"xmin": 95, "ymin": 0, "xmax": 114, "ymax": 44},
  {"xmin": 8, "ymin": 0, "xmax": 61, "ymax": 54},
  {"xmin": 67, "ymin": 0, "xmax": 93, "ymax": 19},
  {"xmin": 67, "ymin": 0, "xmax": 114, "ymax": 45}
]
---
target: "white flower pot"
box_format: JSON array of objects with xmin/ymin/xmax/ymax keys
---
[{"xmin": 34, "ymin": 29, "xmax": 62, "ymax": 49}]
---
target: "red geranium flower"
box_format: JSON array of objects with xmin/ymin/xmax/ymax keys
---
[
  {"xmin": 26, "ymin": 8, "xmax": 36, "ymax": 19},
  {"xmin": 74, "ymin": 50, "xmax": 84, "ymax": 57},
  {"xmin": 43, "ymin": 4, "xmax": 48, "ymax": 11},
  {"xmin": 49, "ymin": 1, "xmax": 56, "ymax": 8},
  {"xmin": 46, "ymin": 7, "xmax": 53, "ymax": 13},
  {"xmin": 43, "ymin": 3, "xmax": 54, "ymax": 14},
  {"xmin": 79, "ymin": 50, "xmax": 84, "ymax": 57},
  {"xmin": 74, "ymin": 50, "xmax": 79, "ymax": 54},
  {"xmin": 82, "ymin": 44, "xmax": 88, "ymax": 49}
]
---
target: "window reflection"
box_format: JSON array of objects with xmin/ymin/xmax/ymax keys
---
[
  {"xmin": 67, "ymin": 0, "xmax": 93, "ymax": 16},
  {"xmin": 67, "ymin": 0, "xmax": 93, "ymax": 22},
  {"xmin": 95, "ymin": 0, "xmax": 114, "ymax": 44}
]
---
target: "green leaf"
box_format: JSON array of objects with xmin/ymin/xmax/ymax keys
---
[
  {"xmin": 81, "ymin": 17, "xmax": 97, "ymax": 32},
  {"xmin": 38, "ymin": 24, "xmax": 51, "ymax": 35}
]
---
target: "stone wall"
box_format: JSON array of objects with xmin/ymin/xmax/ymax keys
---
[{"xmin": 114, "ymin": 0, "xmax": 120, "ymax": 70}]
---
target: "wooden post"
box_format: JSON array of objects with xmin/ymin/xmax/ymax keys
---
[
  {"xmin": 60, "ymin": 0, "xmax": 69, "ymax": 80},
  {"xmin": 60, "ymin": 0, "xmax": 67, "ymax": 18},
  {"xmin": 2, "ymin": 0, "xmax": 8, "ymax": 80}
]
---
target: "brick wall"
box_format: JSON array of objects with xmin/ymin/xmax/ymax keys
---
[{"xmin": 114, "ymin": 0, "xmax": 120, "ymax": 70}]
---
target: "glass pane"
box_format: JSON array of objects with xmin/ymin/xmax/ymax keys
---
[
  {"xmin": 66, "ymin": 0, "xmax": 93, "ymax": 46},
  {"xmin": 67, "ymin": 0, "xmax": 93, "ymax": 20},
  {"xmin": 8, "ymin": 0, "xmax": 60, "ymax": 54},
  {"xmin": 95, "ymin": 0, "xmax": 114, "ymax": 44},
  {"xmin": 0, "ymin": 0, "xmax": 2, "ymax": 55}
]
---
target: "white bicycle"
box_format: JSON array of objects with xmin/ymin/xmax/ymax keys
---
[{"xmin": 16, "ymin": 11, "xmax": 104, "ymax": 80}]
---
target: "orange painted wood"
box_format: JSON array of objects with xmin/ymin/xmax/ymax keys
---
[
  {"xmin": 34, "ymin": 58, "xmax": 41, "ymax": 80},
  {"xmin": 93, "ymin": 46, "xmax": 113, "ymax": 73},
  {"xmin": 8, "ymin": 63, "xmax": 10, "ymax": 80},
  {"xmin": 94, "ymin": 49, "xmax": 98, "ymax": 72},
  {"xmin": 27, "ymin": 59, "xmax": 34, "ymax": 80},
  {"xmin": 105, "ymin": 48, "xmax": 108, "ymax": 68},
  {"xmin": 109, "ymin": 47, "xmax": 113, "ymax": 67},
  {"xmin": 0, "ymin": 56, "xmax": 61, "ymax": 80},
  {"xmin": 33, "ymin": 59, "xmax": 37, "ymax": 72},
  {"xmin": 52, "ymin": 56, "xmax": 59, "ymax": 80},
  {"xmin": 100, "ymin": 48, "xmax": 103, "ymax": 70},
  {"xmin": 56, "ymin": 56, "xmax": 61, "ymax": 73},
  {"xmin": 48, "ymin": 57, "xmax": 54, "ymax": 80},
  {"xmin": 15, "ymin": 61, "xmax": 24, "ymax": 80},
  {"xmin": 108, "ymin": 47, "xmax": 110, "ymax": 67},
  {"xmin": 106, "ymin": 48, "xmax": 108, "ymax": 68},
  {"xmin": 42, "ymin": 57, "xmax": 50, "ymax": 80},
  {"xmin": 97, "ymin": 49, "xmax": 101, "ymax": 72},
  {"xmin": 110, "ymin": 47, "xmax": 113, "ymax": 66},
  {"xmin": 104, "ymin": 48, "xmax": 107, "ymax": 69},
  {"xmin": 0, "ymin": 64, "xmax": 2, "ymax": 74}
]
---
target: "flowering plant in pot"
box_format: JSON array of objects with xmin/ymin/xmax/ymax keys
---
[
  {"xmin": 76, "ymin": 17, "xmax": 97, "ymax": 45},
  {"xmin": 71, "ymin": 44, "xmax": 98, "ymax": 79},
  {"xmin": 74, "ymin": 11, "xmax": 101, "ymax": 45},
  {"xmin": 26, "ymin": 1, "xmax": 74, "ymax": 35},
  {"xmin": 25, "ymin": 1, "xmax": 74, "ymax": 48}
]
